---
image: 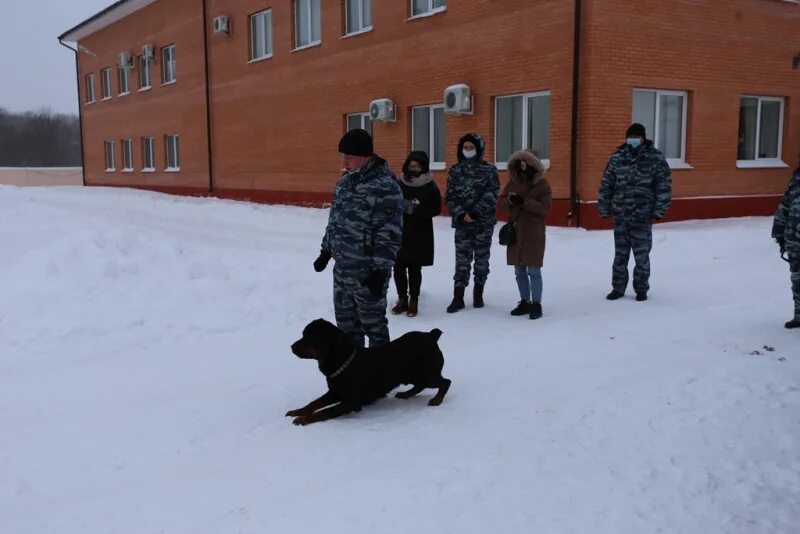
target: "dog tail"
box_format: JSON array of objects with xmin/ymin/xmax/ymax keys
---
[{"xmin": 430, "ymin": 328, "xmax": 443, "ymax": 341}]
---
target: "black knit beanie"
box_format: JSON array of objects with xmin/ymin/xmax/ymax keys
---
[
  {"xmin": 626, "ymin": 123, "xmax": 647, "ymax": 139},
  {"xmin": 338, "ymin": 129, "xmax": 374, "ymax": 157}
]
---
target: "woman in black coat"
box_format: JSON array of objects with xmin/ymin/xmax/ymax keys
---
[{"xmin": 392, "ymin": 151, "xmax": 442, "ymax": 317}]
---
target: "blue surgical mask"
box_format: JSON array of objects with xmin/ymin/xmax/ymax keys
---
[
  {"xmin": 462, "ymin": 149, "xmax": 477, "ymax": 159},
  {"xmin": 626, "ymin": 138, "xmax": 642, "ymax": 149}
]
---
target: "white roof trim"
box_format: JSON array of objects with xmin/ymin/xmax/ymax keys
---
[{"xmin": 59, "ymin": 0, "xmax": 159, "ymax": 43}]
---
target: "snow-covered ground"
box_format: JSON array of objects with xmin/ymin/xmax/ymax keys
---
[{"xmin": 1, "ymin": 186, "xmax": 798, "ymax": 534}]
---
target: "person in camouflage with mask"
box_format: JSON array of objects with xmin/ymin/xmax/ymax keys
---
[
  {"xmin": 772, "ymin": 165, "xmax": 800, "ymax": 329},
  {"xmin": 313, "ymin": 129, "xmax": 403, "ymax": 347},
  {"xmin": 598, "ymin": 123, "xmax": 672, "ymax": 302},
  {"xmin": 444, "ymin": 133, "xmax": 500, "ymax": 313}
]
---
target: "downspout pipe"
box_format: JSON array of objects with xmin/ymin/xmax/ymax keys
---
[
  {"xmin": 201, "ymin": 0, "xmax": 214, "ymax": 194},
  {"xmin": 58, "ymin": 39, "xmax": 87, "ymax": 187},
  {"xmin": 568, "ymin": 0, "xmax": 582, "ymax": 226}
]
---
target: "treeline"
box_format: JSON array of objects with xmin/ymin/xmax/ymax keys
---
[{"xmin": 0, "ymin": 108, "xmax": 81, "ymax": 167}]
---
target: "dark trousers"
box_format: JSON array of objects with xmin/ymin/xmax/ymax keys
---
[{"xmin": 394, "ymin": 261, "xmax": 423, "ymax": 298}]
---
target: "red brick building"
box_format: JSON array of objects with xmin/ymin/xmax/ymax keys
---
[{"xmin": 59, "ymin": 0, "xmax": 800, "ymax": 228}]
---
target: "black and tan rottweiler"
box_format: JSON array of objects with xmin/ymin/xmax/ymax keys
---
[{"xmin": 287, "ymin": 319, "xmax": 451, "ymax": 426}]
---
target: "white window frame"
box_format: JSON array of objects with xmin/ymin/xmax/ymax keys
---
[
  {"xmin": 411, "ymin": 104, "xmax": 446, "ymax": 171},
  {"xmin": 494, "ymin": 90, "xmax": 551, "ymax": 170},
  {"xmin": 345, "ymin": 0, "xmax": 372, "ymax": 36},
  {"xmin": 100, "ymin": 68, "xmax": 112, "ymax": 100},
  {"xmin": 294, "ymin": 0, "xmax": 322, "ymax": 50},
  {"xmin": 121, "ymin": 139, "xmax": 134, "ymax": 171},
  {"xmin": 139, "ymin": 56, "xmax": 152, "ymax": 91},
  {"xmin": 346, "ymin": 113, "xmax": 372, "ymax": 136},
  {"xmin": 118, "ymin": 66, "xmax": 130, "ymax": 96},
  {"xmin": 632, "ymin": 88, "xmax": 689, "ymax": 168},
  {"xmin": 165, "ymin": 134, "xmax": 180, "ymax": 171},
  {"xmin": 249, "ymin": 9, "xmax": 274, "ymax": 62},
  {"xmin": 736, "ymin": 95, "xmax": 787, "ymax": 169},
  {"xmin": 104, "ymin": 141, "xmax": 116, "ymax": 171},
  {"xmin": 410, "ymin": 0, "xmax": 447, "ymax": 18},
  {"xmin": 85, "ymin": 73, "xmax": 96, "ymax": 104},
  {"xmin": 142, "ymin": 137, "xmax": 155, "ymax": 172},
  {"xmin": 161, "ymin": 45, "xmax": 176, "ymax": 85}
]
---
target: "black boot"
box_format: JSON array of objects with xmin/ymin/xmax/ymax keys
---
[
  {"xmin": 473, "ymin": 283, "xmax": 485, "ymax": 308},
  {"xmin": 636, "ymin": 292, "xmax": 648, "ymax": 302},
  {"xmin": 785, "ymin": 318, "xmax": 800, "ymax": 329},
  {"xmin": 529, "ymin": 302, "xmax": 543, "ymax": 320},
  {"xmin": 606, "ymin": 290, "xmax": 624, "ymax": 300},
  {"xmin": 510, "ymin": 300, "xmax": 530, "ymax": 316},
  {"xmin": 447, "ymin": 287, "xmax": 466, "ymax": 313}
]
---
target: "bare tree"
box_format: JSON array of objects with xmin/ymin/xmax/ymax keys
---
[{"xmin": 0, "ymin": 108, "xmax": 81, "ymax": 167}]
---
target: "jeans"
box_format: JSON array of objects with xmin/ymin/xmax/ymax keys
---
[{"xmin": 515, "ymin": 265, "xmax": 543, "ymax": 303}]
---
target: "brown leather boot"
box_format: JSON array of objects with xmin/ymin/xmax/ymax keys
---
[
  {"xmin": 391, "ymin": 297, "xmax": 409, "ymax": 315},
  {"xmin": 407, "ymin": 297, "xmax": 419, "ymax": 317}
]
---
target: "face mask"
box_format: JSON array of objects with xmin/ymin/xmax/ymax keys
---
[
  {"xmin": 406, "ymin": 170, "xmax": 422, "ymax": 179},
  {"xmin": 626, "ymin": 138, "xmax": 642, "ymax": 149},
  {"xmin": 462, "ymin": 149, "xmax": 477, "ymax": 159}
]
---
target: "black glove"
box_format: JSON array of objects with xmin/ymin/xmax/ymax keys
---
[
  {"xmin": 508, "ymin": 193, "xmax": 524, "ymax": 206},
  {"xmin": 777, "ymin": 237, "xmax": 786, "ymax": 255},
  {"xmin": 468, "ymin": 211, "xmax": 481, "ymax": 221},
  {"xmin": 456, "ymin": 213, "xmax": 467, "ymax": 224},
  {"xmin": 313, "ymin": 250, "xmax": 331, "ymax": 272},
  {"xmin": 362, "ymin": 270, "xmax": 388, "ymax": 298}
]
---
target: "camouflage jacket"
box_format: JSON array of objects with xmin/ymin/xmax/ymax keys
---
[
  {"xmin": 598, "ymin": 140, "xmax": 672, "ymax": 222},
  {"xmin": 445, "ymin": 161, "xmax": 500, "ymax": 229},
  {"xmin": 786, "ymin": 196, "xmax": 800, "ymax": 260},
  {"xmin": 772, "ymin": 168, "xmax": 800, "ymax": 244},
  {"xmin": 321, "ymin": 156, "xmax": 403, "ymax": 273}
]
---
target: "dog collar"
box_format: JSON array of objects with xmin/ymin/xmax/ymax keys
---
[{"xmin": 327, "ymin": 349, "xmax": 358, "ymax": 378}]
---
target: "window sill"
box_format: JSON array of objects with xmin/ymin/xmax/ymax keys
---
[
  {"xmin": 496, "ymin": 159, "xmax": 551, "ymax": 171},
  {"xmin": 292, "ymin": 41, "xmax": 322, "ymax": 53},
  {"xmin": 86, "ymin": 101, "xmax": 95, "ymax": 106},
  {"xmin": 667, "ymin": 160, "xmax": 693, "ymax": 170},
  {"xmin": 118, "ymin": 92, "xmax": 130, "ymax": 97},
  {"xmin": 736, "ymin": 159, "xmax": 789, "ymax": 169},
  {"xmin": 430, "ymin": 162, "xmax": 446, "ymax": 171},
  {"xmin": 122, "ymin": 168, "xmax": 134, "ymax": 173},
  {"xmin": 161, "ymin": 80, "xmax": 177, "ymax": 87},
  {"xmin": 165, "ymin": 167, "xmax": 181, "ymax": 173},
  {"xmin": 105, "ymin": 169, "xmax": 116, "ymax": 173},
  {"xmin": 138, "ymin": 86, "xmax": 152, "ymax": 92},
  {"xmin": 142, "ymin": 168, "xmax": 156, "ymax": 173},
  {"xmin": 342, "ymin": 27, "xmax": 373, "ymax": 39},
  {"xmin": 248, "ymin": 54, "xmax": 274, "ymax": 64},
  {"xmin": 407, "ymin": 7, "xmax": 447, "ymax": 21},
  {"xmin": 101, "ymin": 97, "xmax": 112, "ymax": 101}
]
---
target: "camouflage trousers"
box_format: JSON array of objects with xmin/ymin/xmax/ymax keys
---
[
  {"xmin": 791, "ymin": 267, "xmax": 800, "ymax": 320},
  {"xmin": 333, "ymin": 263, "xmax": 390, "ymax": 348},
  {"xmin": 612, "ymin": 220, "xmax": 653, "ymax": 294},
  {"xmin": 454, "ymin": 224, "xmax": 494, "ymax": 289}
]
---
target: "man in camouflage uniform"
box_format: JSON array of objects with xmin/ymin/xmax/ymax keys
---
[
  {"xmin": 445, "ymin": 133, "xmax": 500, "ymax": 312},
  {"xmin": 314, "ymin": 129, "xmax": 403, "ymax": 347},
  {"xmin": 598, "ymin": 123, "xmax": 672, "ymax": 301},
  {"xmin": 772, "ymin": 165, "xmax": 800, "ymax": 328}
]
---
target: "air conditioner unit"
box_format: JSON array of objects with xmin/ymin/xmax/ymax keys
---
[
  {"xmin": 142, "ymin": 44, "xmax": 155, "ymax": 60},
  {"xmin": 369, "ymin": 98, "xmax": 396, "ymax": 122},
  {"xmin": 213, "ymin": 15, "xmax": 230, "ymax": 35},
  {"xmin": 118, "ymin": 52, "xmax": 134, "ymax": 69},
  {"xmin": 444, "ymin": 84, "xmax": 473, "ymax": 115}
]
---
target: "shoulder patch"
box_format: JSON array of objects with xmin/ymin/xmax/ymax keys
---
[{"xmin": 381, "ymin": 199, "xmax": 396, "ymax": 216}]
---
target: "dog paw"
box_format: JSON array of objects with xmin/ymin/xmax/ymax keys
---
[
  {"xmin": 292, "ymin": 415, "xmax": 316, "ymax": 426},
  {"xmin": 285, "ymin": 409, "xmax": 304, "ymax": 417},
  {"xmin": 428, "ymin": 398, "xmax": 443, "ymax": 407}
]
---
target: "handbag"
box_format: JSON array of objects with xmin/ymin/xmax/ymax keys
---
[{"xmin": 499, "ymin": 197, "xmax": 521, "ymax": 246}]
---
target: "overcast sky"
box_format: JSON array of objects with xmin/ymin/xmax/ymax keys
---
[{"xmin": 0, "ymin": 0, "xmax": 110, "ymax": 115}]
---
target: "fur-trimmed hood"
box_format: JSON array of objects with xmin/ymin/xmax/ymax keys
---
[
  {"xmin": 400, "ymin": 172, "xmax": 434, "ymax": 188},
  {"xmin": 508, "ymin": 149, "xmax": 546, "ymax": 184}
]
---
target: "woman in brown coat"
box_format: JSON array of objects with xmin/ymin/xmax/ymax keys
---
[{"xmin": 498, "ymin": 149, "xmax": 552, "ymax": 319}]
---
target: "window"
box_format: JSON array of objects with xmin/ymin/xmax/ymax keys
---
[
  {"xmin": 139, "ymin": 56, "xmax": 151, "ymax": 89},
  {"xmin": 118, "ymin": 66, "xmax": 130, "ymax": 95},
  {"xmin": 101, "ymin": 68, "xmax": 112, "ymax": 99},
  {"xmin": 411, "ymin": 0, "xmax": 446, "ymax": 17},
  {"xmin": 412, "ymin": 105, "xmax": 446, "ymax": 169},
  {"xmin": 142, "ymin": 137, "xmax": 155, "ymax": 171},
  {"xmin": 162, "ymin": 45, "xmax": 176, "ymax": 84},
  {"xmin": 85, "ymin": 73, "xmax": 96, "ymax": 104},
  {"xmin": 250, "ymin": 9, "xmax": 273, "ymax": 61},
  {"xmin": 632, "ymin": 89, "xmax": 688, "ymax": 165},
  {"xmin": 737, "ymin": 96, "xmax": 785, "ymax": 167},
  {"xmin": 294, "ymin": 0, "xmax": 321, "ymax": 49},
  {"xmin": 104, "ymin": 141, "xmax": 115, "ymax": 171},
  {"xmin": 346, "ymin": 113, "xmax": 372, "ymax": 136},
  {"xmin": 495, "ymin": 92, "xmax": 551, "ymax": 167},
  {"xmin": 122, "ymin": 139, "xmax": 134, "ymax": 171},
  {"xmin": 345, "ymin": 0, "xmax": 372, "ymax": 35},
  {"xmin": 165, "ymin": 134, "xmax": 180, "ymax": 170}
]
